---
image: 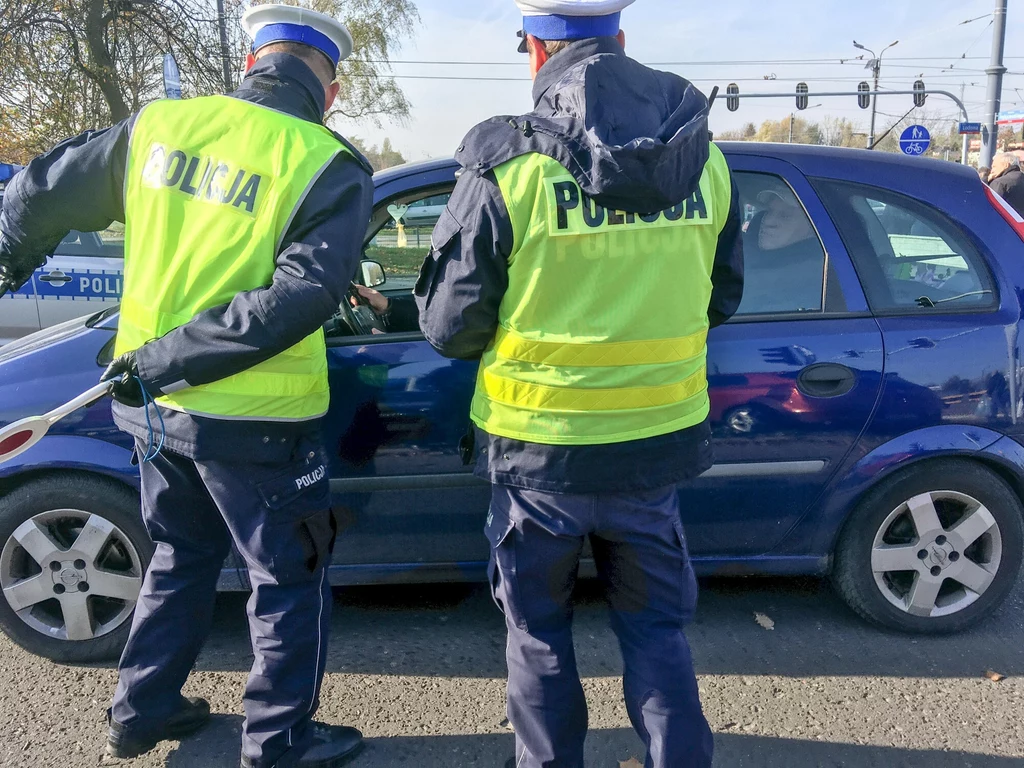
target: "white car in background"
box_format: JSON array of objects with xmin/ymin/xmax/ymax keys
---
[{"xmin": 1, "ymin": 180, "xmax": 125, "ymax": 345}]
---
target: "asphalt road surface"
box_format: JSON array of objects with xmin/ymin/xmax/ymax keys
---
[{"xmin": 1, "ymin": 574, "xmax": 1022, "ymax": 768}]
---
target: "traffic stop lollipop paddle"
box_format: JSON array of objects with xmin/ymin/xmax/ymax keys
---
[{"xmin": 0, "ymin": 381, "xmax": 113, "ymax": 464}]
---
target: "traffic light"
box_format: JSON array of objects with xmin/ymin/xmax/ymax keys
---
[
  {"xmin": 914, "ymin": 79, "xmax": 927, "ymax": 108},
  {"xmin": 726, "ymin": 83, "xmax": 740, "ymax": 112},
  {"xmin": 858, "ymin": 81, "xmax": 871, "ymax": 109},
  {"xmin": 796, "ymin": 82, "xmax": 809, "ymax": 110}
]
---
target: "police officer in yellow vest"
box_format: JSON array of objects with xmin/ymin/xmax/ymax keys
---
[
  {"xmin": 416, "ymin": 2, "xmax": 743, "ymax": 766},
  {"xmin": 0, "ymin": 6, "xmax": 374, "ymax": 767}
]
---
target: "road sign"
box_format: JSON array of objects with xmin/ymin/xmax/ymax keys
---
[
  {"xmin": 958, "ymin": 122, "xmax": 982, "ymax": 135},
  {"xmin": 163, "ymin": 53, "xmax": 182, "ymax": 100},
  {"xmin": 899, "ymin": 125, "xmax": 931, "ymax": 156},
  {"xmin": 997, "ymin": 110, "xmax": 1024, "ymax": 125}
]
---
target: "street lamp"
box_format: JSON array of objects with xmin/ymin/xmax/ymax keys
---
[
  {"xmin": 853, "ymin": 39, "xmax": 899, "ymax": 149},
  {"xmin": 789, "ymin": 103, "xmax": 822, "ymax": 143}
]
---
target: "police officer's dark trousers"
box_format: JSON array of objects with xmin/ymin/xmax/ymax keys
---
[
  {"xmin": 111, "ymin": 434, "xmax": 335, "ymax": 766},
  {"xmin": 487, "ymin": 484, "xmax": 713, "ymax": 768}
]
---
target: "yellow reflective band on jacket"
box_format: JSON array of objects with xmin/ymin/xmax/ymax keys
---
[
  {"xmin": 493, "ymin": 327, "xmax": 708, "ymax": 367},
  {"xmin": 470, "ymin": 145, "xmax": 733, "ymax": 446},
  {"xmin": 116, "ymin": 95, "xmax": 348, "ymax": 421},
  {"xmin": 481, "ymin": 366, "xmax": 708, "ymax": 411}
]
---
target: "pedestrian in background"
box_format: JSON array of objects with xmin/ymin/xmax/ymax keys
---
[
  {"xmin": 989, "ymin": 153, "xmax": 1024, "ymax": 216},
  {"xmin": 0, "ymin": 5, "xmax": 373, "ymax": 767},
  {"xmin": 416, "ymin": 1, "xmax": 743, "ymax": 766}
]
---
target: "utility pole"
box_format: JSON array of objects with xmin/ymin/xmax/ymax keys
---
[
  {"xmin": 789, "ymin": 113, "xmax": 794, "ymax": 143},
  {"xmin": 854, "ymin": 39, "xmax": 899, "ymax": 149},
  {"xmin": 980, "ymin": 0, "xmax": 1008, "ymax": 169},
  {"xmin": 217, "ymin": 0, "xmax": 234, "ymax": 93}
]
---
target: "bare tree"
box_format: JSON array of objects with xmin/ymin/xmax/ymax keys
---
[{"xmin": 0, "ymin": 0, "xmax": 418, "ymax": 162}]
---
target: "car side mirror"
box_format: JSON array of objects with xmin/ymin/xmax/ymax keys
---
[{"xmin": 360, "ymin": 260, "xmax": 385, "ymax": 288}]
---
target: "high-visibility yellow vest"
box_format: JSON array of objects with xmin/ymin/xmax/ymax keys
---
[
  {"xmin": 471, "ymin": 145, "xmax": 732, "ymax": 445},
  {"xmin": 116, "ymin": 95, "xmax": 349, "ymax": 421}
]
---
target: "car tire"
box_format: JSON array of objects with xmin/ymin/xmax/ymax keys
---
[
  {"xmin": 832, "ymin": 459, "xmax": 1023, "ymax": 634},
  {"xmin": 0, "ymin": 474, "xmax": 150, "ymax": 662}
]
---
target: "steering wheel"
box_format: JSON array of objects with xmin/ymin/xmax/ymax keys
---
[{"xmin": 335, "ymin": 287, "xmax": 388, "ymax": 336}]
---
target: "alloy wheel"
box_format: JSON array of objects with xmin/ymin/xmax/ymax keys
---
[
  {"xmin": 870, "ymin": 490, "xmax": 1002, "ymax": 618},
  {"xmin": 0, "ymin": 509, "xmax": 143, "ymax": 641}
]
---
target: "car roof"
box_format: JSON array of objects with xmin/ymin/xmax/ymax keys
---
[
  {"xmin": 372, "ymin": 143, "xmax": 979, "ymax": 187},
  {"xmin": 373, "ymin": 157, "xmax": 459, "ymax": 185},
  {"xmin": 717, "ymin": 141, "xmax": 979, "ymax": 182}
]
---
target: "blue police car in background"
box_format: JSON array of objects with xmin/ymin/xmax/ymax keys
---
[
  {"xmin": 2, "ymin": 145, "xmax": 1024, "ymax": 663},
  {"xmin": 0, "ymin": 164, "xmax": 125, "ymax": 345}
]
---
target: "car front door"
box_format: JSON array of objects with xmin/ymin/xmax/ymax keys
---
[
  {"xmin": 321, "ymin": 170, "xmax": 494, "ymax": 583},
  {"xmin": 681, "ymin": 155, "xmax": 886, "ymax": 560},
  {"xmin": 34, "ymin": 228, "xmax": 124, "ymax": 330},
  {"xmin": 0, "ymin": 191, "xmax": 41, "ymax": 344}
]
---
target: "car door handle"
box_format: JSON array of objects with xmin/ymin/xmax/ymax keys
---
[
  {"xmin": 797, "ymin": 363, "xmax": 856, "ymax": 398},
  {"xmin": 39, "ymin": 270, "xmax": 72, "ymax": 287}
]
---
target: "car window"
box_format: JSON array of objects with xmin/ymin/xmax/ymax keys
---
[
  {"xmin": 813, "ymin": 179, "xmax": 996, "ymax": 313},
  {"xmin": 364, "ymin": 189, "xmax": 453, "ymax": 290},
  {"xmin": 733, "ymin": 172, "xmax": 827, "ymax": 315},
  {"xmin": 57, "ymin": 225, "xmax": 125, "ymax": 258}
]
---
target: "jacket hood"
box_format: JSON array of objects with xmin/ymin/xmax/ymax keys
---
[
  {"xmin": 232, "ymin": 54, "xmax": 374, "ymax": 176},
  {"xmin": 457, "ymin": 38, "xmax": 711, "ymax": 213}
]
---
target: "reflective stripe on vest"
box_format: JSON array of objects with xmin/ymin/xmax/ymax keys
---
[
  {"xmin": 117, "ymin": 95, "xmax": 347, "ymax": 421},
  {"xmin": 470, "ymin": 146, "xmax": 733, "ymax": 446}
]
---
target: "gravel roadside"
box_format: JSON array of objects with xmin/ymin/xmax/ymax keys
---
[{"xmin": 1, "ymin": 575, "xmax": 1021, "ymax": 768}]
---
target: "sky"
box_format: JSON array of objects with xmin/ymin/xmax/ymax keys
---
[{"xmin": 337, "ymin": 0, "xmax": 1024, "ymax": 161}]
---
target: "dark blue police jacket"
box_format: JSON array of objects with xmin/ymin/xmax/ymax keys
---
[{"xmin": 415, "ymin": 38, "xmax": 745, "ymax": 494}]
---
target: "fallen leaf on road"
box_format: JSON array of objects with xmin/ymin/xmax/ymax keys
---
[
  {"xmin": 754, "ymin": 612, "xmax": 775, "ymax": 630},
  {"xmin": 984, "ymin": 669, "xmax": 1006, "ymax": 682},
  {"xmin": 619, "ymin": 759, "xmax": 643, "ymax": 768},
  {"xmin": 721, "ymin": 722, "xmax": 738, "ymax": 730}
]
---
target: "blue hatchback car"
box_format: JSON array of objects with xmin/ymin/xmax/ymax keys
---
[{"xmin": 2, "ymin": 144, "xmax": 1024, "ymax": 663}]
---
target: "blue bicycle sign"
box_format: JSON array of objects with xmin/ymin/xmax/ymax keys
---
[{"xmin": 899, "ymin": 125, "xmax": 931, "ymax": 156}]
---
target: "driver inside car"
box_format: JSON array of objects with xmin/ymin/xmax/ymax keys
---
[
  {"xmin": 738, "ymin": 188, "xmax": 825, "ymax": 314},
  {"xmin": 350, "ymin": 284, "xmax": 419, "ymax": 332}
]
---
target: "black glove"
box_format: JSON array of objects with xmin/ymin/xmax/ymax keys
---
[
  {"xmin": 0, "ymin": 231, "xmax": 45, "ymax": 297},
  {"xmin": 101, "ymin": 350, "xmax": 162, "ymax": 408},
  {"xmin": 0, "ymin": 262, "xmax": 33, "ymax": 298}
]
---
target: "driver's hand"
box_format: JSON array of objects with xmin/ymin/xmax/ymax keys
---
[{"xmin": 351, "ymin": 285, "xmax": 389, "ymax": 314}]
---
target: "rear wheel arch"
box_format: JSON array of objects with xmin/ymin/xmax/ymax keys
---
[{"xmin": 831, "ymin": 456, "xmax": 1024, "ymax": 633}]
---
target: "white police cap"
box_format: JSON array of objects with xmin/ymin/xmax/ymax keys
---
[
  {"xmin": 515, "ymin": 0, "xmax": 635, "ymax": 51},
  {"xmin": 242, "ymin": 4, "xmax": 353, "ymax": 68},
  {"xmin": 516, "ymin": 0, "xmax": 636, "ymax": 16}
]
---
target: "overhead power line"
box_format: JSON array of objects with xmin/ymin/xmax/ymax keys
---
[
  {"xmin": 352, "ymin": 72, "xmax": 1024, "ymax": 84},
  {"xmin": 365, "ymin": 55, "xmax": 1024, "ymax": 66}
]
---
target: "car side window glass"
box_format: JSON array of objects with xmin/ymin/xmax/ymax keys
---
[
  {"xmin": 814, "ymin": 180, "xmax": 996, "ymax": 313},
  {"xmin": 734, "ymin": 172, "xmax": 826, "ymax": 316},
  {"xmin": 364, "ymin": 190, "xmax": 452, "ymax": 291},
  {"xmin": 56, "ymin": 227, "xmax": 124, "ymax": 259}
]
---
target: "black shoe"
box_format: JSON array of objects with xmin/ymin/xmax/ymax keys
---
[
  {"xmin": 105, "ymin": 697, "xmax": 211, "ymax": 759},
  {"xmin": 240, "ymin": 723, "xmax": 364, "ymax": 768}
]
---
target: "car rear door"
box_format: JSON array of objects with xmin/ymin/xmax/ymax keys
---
[
  {"xmin": 681, "ymin": 154, "xmax": 886, "ymax": 559},
  {"xmin": 34, "ymin": 228, "xmax": 124, "ymax": 330},
  {"xmin": 811, "ymin": 173, "xmax": 1018, "ymax": 451}
]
